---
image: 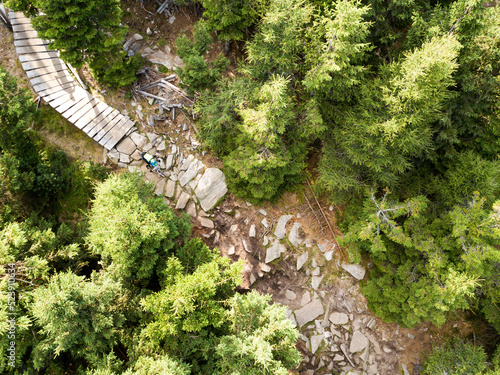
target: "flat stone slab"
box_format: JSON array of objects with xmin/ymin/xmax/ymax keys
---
[
  {"xmin": 249, "ymin": 224, "xmax": 256, "ymax": 237},
  {"xmin": 165, "ymin": 179, "xmax": 176, "ymax": 198},
  {"xmin": 285, "ymin": 290, "xmax": 296, "ymax": 300},
  {"xmin": 155, "ymin": 179, "xmax": 166, "ymax": 195},
  {"xmin": 130, "ymin": 132, "xmax": 147, "ymax": 149},
  {"xmin": 115, "ymin": 136, "xmax": 136, "ymax": 155},
  {"xmin": 310, "ymin": 334, "xmax": 325, "ymax": 354},
  {"xmin": 194, "ymin": 168, "xmax": 227, "ymax": 212},
  {"xmin": 330, "ymin": 312, "xmax": 349, "ymax": 325},
  {"xmin": 311, "ymin": 275, "xmax": 324, "ymax": 290},
  {"xmin": 341, "ymin": 264, "xmax": 366, "ymax": 280},
  {"xmin": 175, "ymin": 191, "xmax": 190, "ymax": 210},
  {"xmin": 350, "ymin": 331, "xmax": 369, "ymax": 353},
  {"xmin": 288, "ymin": 222, "xmax": 302, "ymax": 246},
  {"xmin": 294, "ymin": 299, "xmax": 324, "ymax": 327},
  {"xmin": 179, "ymin": 159, "xmax": 204, "ymax": 187},
  {"xmin": 265, "ymin": 240, "xmax": 286, "ymax": 263},
  {"xmin": 199, "ymin": 217, "xmax": 214, "ymax": 228},
  {"xmin": 274, "ymin": 215, "xmax": 293, "ymax": 239},
  {"xmin": 166, "ymin": 154, "xmax": 175, "ymax": 170},
  {"xmin": 297, "ymin": 252, "xmax": 308, "ymax": 271}
]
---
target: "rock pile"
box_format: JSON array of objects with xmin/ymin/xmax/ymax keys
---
[{"xmin": 108, "ymin": 130, "xmax": 228, "ymax": 216}]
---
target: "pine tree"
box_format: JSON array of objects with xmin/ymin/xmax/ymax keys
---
[{"xmin": 86, "ymin": 173, "xmax": 190, "ymax": 287}]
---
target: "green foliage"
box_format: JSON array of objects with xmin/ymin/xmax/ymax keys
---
[
  {"xmin": 141, "ymin": 255, "xmax": 243, "ymax": 342},
  {"xmin": 30, "ymin": 271, "xmax": 126, "ymax": 368},
  {"xmin": 31, "ymin": 0, "xmax": 126, "ymax": 68},
  {"xmin": 344, "ymin": 189, "xmax": 481, "ymax": 326},
  {"xmin": 423, "ymin": 339, "xmax": 487, "ymax": 375},
  {"xmin": 303, "ymin": 0, "xmax": 372, "ymax": 101},
  {"xmin": 215, "ymin": 291, "xmax": 301, "ymax": 375},
  {"xmin": 318, "ymin": 35, "xmax": 460, "ymax": 196},
  {"xmin": 90, "ymin": 47, "xmax": 144, "ymax": 88},
  {"xmin": 175, "ymin": 22, "xmax": 229, "ymax": 94},
  {"xmin": 86, "ymin": 173, "xmax": 190, "ymax": 287},
  {"xmin": 124, "ymin": 355, "xmax": 191, "ymax": 375},
  {"xmin": 244, "ymin": 0, "xmax": 314, "ymax": 79},
  {"xmin": 197, "ymin": 0, "xmax": 265, "ymax": 41}
]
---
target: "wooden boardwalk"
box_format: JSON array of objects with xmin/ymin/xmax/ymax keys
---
[{"xmin": 9, "ymin": 11, "xmax": 135, "ymax": 150}]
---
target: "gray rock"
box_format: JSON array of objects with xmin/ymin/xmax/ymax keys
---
[
  {"xmin": 128, "ymin": 166, "xmax": 139, "ymax": 173},
  {"xmin": 260, "ymin": 263, "xmax": 271, "ymax": 273},
  {"xmin": 330, "ymin": 312, "xmax": 349, "ymax": 325},
  {"xmin": 147, "ymin": 132, "xmax": 158, "ymax": 144},
  {"xmin": 310, "ymin": 334, "xmax": 325, "ymax": 354},
  {"xmin": 180, "ymin": 160, "xmax": 204, "ymax": 187},
  {"xmin": 334, "ymin": 354, "xmax": 344, "ymax": 361},
  {"xmin": 194, "ymin": 168, "xmax": 228, "ymax": 212},
  {"xmin": 175, "ymin": 192, "xmax": 190, "ymax": 210},
  {"xmin": 301, "ymin": 291, "xmax": 311, "ymax": 306},
  {"xmin": 227, "ymin": 246, "xmax": 235, "ymax": 255},
  {"xmin": 274, "ymin": 215, "xmax": 294, "ymax": 239},
  {"xmin": 297, "ymin": 252, "xmax": 308, "ymax": 271},
  {"xmin": 180, "ymin": 154, "xmax": 195, "ymax": 171},
  {"xmin": 147, "ymin": 51, "xmax": 173, "ymax": 69},
  {"xmin": 288, "ymin": 222, "xmax": 302, "ymax": 246},
  {"xmin": 131, "ymin": 149, "xmax": 142, "ymax": 161},
  {"xmin": 166, "ymin": 154, "xmax": 175, "ymax": 170},
  {"xmin": 157, "ymin": 140, "xmax": 166, "ymax": 151},
  {"xmin": 312, "ymin": 267, "xmax": 321, "ymax": 276},
  {"xmin": 186, "ymin": 201, "xmax": 196, "ymax": 217},
  {"xmin": 249, "ymin": 225, "xmax": 256, "ymax": 237},
  {"xmin": 349, "ymin": 331, "xmax": 369, "ymax": 353},
  {"xmin": 285, "ymin": 290, "xmax": 296, "ymax": 300},
  {"xmin": 146, "ymin": 27, "xmax": 152, "ymax": 35},
  {"xmin": 130, "ymin": 132, "xmax": 147, "ymax": 149},
  {"xmin": 265, "ymin": 240, "xmax": 285, "ymax": 263},
  {"xmin": 155, "ymin": 179, "xmax": 166, "ymax": 195},
  {"xmin": 341, "ymin": 264, "xmax": 366, "ymax": 280},
  {"xmin": 402, "ymin": 364, "xmax": 410, "ymax": 375},
  {"xmin": 119, "ymin": 153, "xmax": 130, "ymax": 164},
  {"xmin": 261, "ymin": 218, "xmax": 269, "ymax": 228},
  {"xmin": 262, "ymin": 236, "xmax": 269, "ymax": 246},
  {"xmin": 116, "ymin": 137, "xmax": 137, "ymax": 155},
  {"xmin": 165, "ymin": 179, "xmax": 176, "ymax": 198},
  {"xmin": 168, "ymin": 15, "xmax": 176, "ymax": 24},
  {"xmin": 294, "ymin": 299, "xmax": 324, "ymax": 327},
  {"xmin": 324, "ymin": 250, "xmax": 334, "ymax": 261},
  {"xmin": 199, "ymin": 217, "xmax": 214, "ymax": 228},
  {"xmin": 311, "ymin": 275, "xmax": 324, "ymax": 290},
  {"xmin": 107, "ymin": 149, "xmax": 119, "ymax": 164}
]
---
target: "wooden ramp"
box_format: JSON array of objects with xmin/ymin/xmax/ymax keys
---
[{"xmin": 9, "ymin": 11, "xmax": 135, "ymax": 150}]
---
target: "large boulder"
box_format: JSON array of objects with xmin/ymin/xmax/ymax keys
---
[{"xmin": 194, "ymin": 168, "xmax": 227, "ymax": 212}]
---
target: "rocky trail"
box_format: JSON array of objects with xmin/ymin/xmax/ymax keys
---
[{"xmin": 0, "ymin": 6, "xmax": 442, "ymax": 374}]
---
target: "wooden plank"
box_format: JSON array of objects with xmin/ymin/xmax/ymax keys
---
[
  {"xmin": 71, "ymin": 100, "xmax": 108, "ymax": 128},
  {"xmin": 66, "ymin": 99, "xmax": 101, "ymax": 128},
  {"xmin": 48, "ymin": 88, "xmax": 85, "ymax": 109},
  {"xmin": 79, "ymin": 106, "xmax": 114, "ymax": 133},
  {"xmin": 102, "ymin": 119, "xmax": 135, "ymax": 150},
  {"xmin": 12, "ymin": 23, "xmax": 34, "ymax": 33},
  {"xmin": 19, "ymin": 51, "xmax": 59, "ymax": 62},
  {"xmin": 74, "ymin": 99, "xmax": 112, "ymax": 132},
  {"xmin": 38, "ymin": 83, "xmax": 78, "ymax": 101},
  {"xmin": 25, "ymin": 63, "xmax": 67, "ymax": 78},
  {"xmin": 22, "ymin": 58, "xmax": 65, "ymax": 72},
  {"xmin": 86, "ymin": 110, "xmax": 120, "ymax": 139},
  {"xmin": 61, "ymin": 93, "xmax": 95, "ymax": 119},
  {"xmin": 100, "ymin": 115, "xmax": 132, "ymax": 145},
  {"xmin": 9, "ymin": 15, "xmax": 32, "ymax": 24},
  {"xmin": 32, "ymin": 76, "xmax": 73, "ymax": 92},
  {"xmin": 16, "ymin": 44, "xmax": 51, "ymax": 54},
  {"xmin": 30, "ymin": 71, "xmax": 72, "ymax": 86},
  {"xmin": 92, "ymin": 112, "xmax": 124, "ymax": 142},
  {"xmin": 54, "ymin": 91, "xmax": 90, "ymax": 113},
  {"xmin": 14, "ymin": 38, "xmax": 49, "ymax": 47},
  {"xmin": 14, "ymin": 30, "xmax": 40, "ymax": 40},
  {"xmin": 41, "ymin": 90, "xmax": 72, "ymax": 105},
  {"xmin": 96, "ymin": 116, "xmax": 128, "ymax": 144}
]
